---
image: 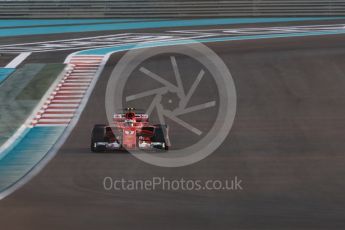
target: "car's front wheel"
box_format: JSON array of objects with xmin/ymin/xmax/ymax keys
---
[{"xmin": 91, "ymin": 124, "xmax": 107, "ymax": 152}]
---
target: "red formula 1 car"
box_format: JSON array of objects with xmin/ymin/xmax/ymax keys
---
[{"xmin": 90, "ymin": 108, "xmax": 170, "ymax": 152}]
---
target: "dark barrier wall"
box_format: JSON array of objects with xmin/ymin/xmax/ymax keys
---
[{"xmin": 0, "ymin": 0, "xmax": 345, "ymax": 18}]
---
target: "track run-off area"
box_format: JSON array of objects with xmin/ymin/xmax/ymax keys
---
[{"xmin": 0, "ymin": 18, "xmax": 345, "ymax": 229}]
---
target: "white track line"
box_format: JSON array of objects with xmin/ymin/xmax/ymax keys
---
[{"xmin": 5, "ymin": 52, "xmax": 31, "ymax": 68}]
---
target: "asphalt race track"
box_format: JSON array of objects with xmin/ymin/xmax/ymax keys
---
[{"xmin": 1, "ymin": 27, "xmax": 345, "ymax": 229}]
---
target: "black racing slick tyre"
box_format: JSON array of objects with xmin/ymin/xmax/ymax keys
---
[
  {"xmin": 152, "ymin": 124, "xmax": 170, "ymax": 151},
  {"xmin": 91, "ymin": 124, "xmax": 106, "ymax": 152}
]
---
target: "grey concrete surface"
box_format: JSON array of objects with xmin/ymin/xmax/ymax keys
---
[{"xmin": 1, "ymin": 34, "xmax": 345, "ymax": 229}]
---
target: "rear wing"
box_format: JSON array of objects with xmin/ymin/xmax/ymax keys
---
[{"xmin": 113, "ymin": 113, "xmax": 149, "ymax": 122}]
